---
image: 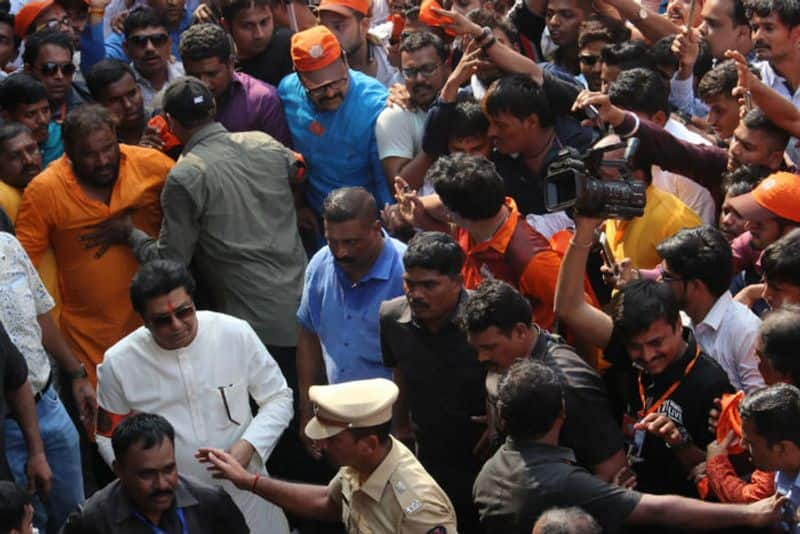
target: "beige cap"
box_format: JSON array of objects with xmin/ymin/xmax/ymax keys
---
[{"xmin": 304, "ymin": 378, "xmax": 399, "ymax": 440}]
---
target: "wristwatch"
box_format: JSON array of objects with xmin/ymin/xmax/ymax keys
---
[
  {"xmin": 69, "ymin": 364, "xmax": 88, "ymax": 381},
  {"xmin": 636, "ymin": 5, "xmax": 648, "ymax": 20}
]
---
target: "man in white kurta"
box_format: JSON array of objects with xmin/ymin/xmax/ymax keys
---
[{"xmin": 95, "ymin": 263, "xmax": 293, "ymax": 534}]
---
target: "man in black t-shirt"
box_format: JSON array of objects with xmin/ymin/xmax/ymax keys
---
[{"xmin": 603, "ymin": 279, "xmax": 734, "ymax": 497}]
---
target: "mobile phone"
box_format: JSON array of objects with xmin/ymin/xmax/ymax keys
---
[{"xmin": 585, "ymin": 104, "xmax": 600, "ymax": 120}]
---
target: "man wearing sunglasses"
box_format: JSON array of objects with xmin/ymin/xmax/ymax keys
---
[
  {"xmin": 279, "ymin": 25, "xmax": 391, "ymax": 245},
  {"xmin": 95, "ymin": 259, "xmax": 293, "ymax": 534}
]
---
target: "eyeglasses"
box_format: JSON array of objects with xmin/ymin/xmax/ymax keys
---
[
  {"xmin": 401, "ymin": 62, "xmax": 441, "ymax": 80},
  {"xmin": 35, "ymin": 16, "xmax": 70, "ymax": 32},
  {"xmin": 658, "ymin": 265, "xmax": 682, "ymax": 283},
  {"xmin": 148, "ymin": 303, "xmax": 195, "ymax": 328},
  {"xmin": 128, "ymin": 33, "xmax": 170, "ymax": 48},
  {"xmin": 304, "ymin": 76, "xmax": 348, "ymax": 98},
  {"xmin": 38, "ymin": 62, "xmax": 76, "ymax": 77},
  {"xmin": 578, "ymin": 54, "xmax": 600, "ymax": 66}
]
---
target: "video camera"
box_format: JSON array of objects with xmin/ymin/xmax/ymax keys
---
[{"xmin": 543, "ymin": 138, "xmax": 645, "ymax": 219}]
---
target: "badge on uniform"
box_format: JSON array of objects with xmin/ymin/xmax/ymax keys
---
[
  {"xmin": 405, "ymin": 500, "xmax": 423, "ymax": 515},
  {"xmin": 309, "ymin": 121, "xmax": 325, "ymax": 136},
  {"xmin": 426, "ymin": 527, "xmax": 447, "ymax": 534}
]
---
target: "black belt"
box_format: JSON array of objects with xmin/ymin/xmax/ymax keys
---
[{"xmin": 34, "ymin": 373, "xmax": 53, "ymax": 403}]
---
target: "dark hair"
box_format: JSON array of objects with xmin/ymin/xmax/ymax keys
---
[
  {"xmin": 0, "ymin": 481, "xmax": 31, "ymax": 532},
  {"xmin": 483, "ymin": 73, "xmax": 553, "ymax": 127},
  {"xmin": 0, "ymin": 12, "xmax": 20, "ymax": 48},
  {"xmin": 577, "ymin": 16, "xmax": 630, "ymax": 49},
  {"xmin": 85, "ymin": 59, "xmax": 136, "ymax": 100},
  {"xmin": 497, "ymin": 359, "xmax": 563, "ymax": 440},
  {"xmin": 601, "ymin": 40, "xmax": 654, "ymax": 70},
  {"xmin": 656, "ymin": 226, "xmax": 733, "ymax": 297},
  {"xmin": 762, "ymin": 228, "xmax": 800, "ymax": 288},
  {"xmin": 22, "ymin": 27, "xmax": 74, "ymax": 65},
  {"xmin": 0, "ymin": 73, "xmax": 47, "ymax": 112},
  {"xmin": 179, "ymin": 22, "xmax": 232, "ymax": 63},
  {"xmin": 428, "ymin": 153, "xmax": 505, "ymax": 220},
  {"xmin": 111, "ymin": 412, "xmax": 176, "ymax": 464},
  {"xmin": 0, "ymin": 122, "xmax": 32, "ymax": 152},
  {"xmin": 534, "ymin": 507, "xmax": 603, "ymax": 534},
  {"xmin": 403, "ymin": 231, "xmax": 464, "ymax": 276},
  {"xmin": 221, "ymin": 0, "xmax": 271, "ymax": 22},
  {"xmin": 129, "ymin": 259, "xmax": 197, "ymax": 316},
  {"xmin": 349, "ymin": 421, "xmax": 392, "ymax": 444},
  {"xmin": 62, "ymin": 105, "xmax": 117, "ymax": 161},
  {"xmin": 732, "ymin": 0, "xmax": 749, "ymax": 25},
  {"xmin": 467, "ymin": 8, "xmax": 519, "ymax": 48},
  {"xmin": 608, "ymin": 68, "xmax": 669, "ymax": 117},
  {"xmin": 399, "ymin": 30, "xmax": 447, "ymax": 62},
  {"xmin": 746, "ymin": 0, "xmax": 800, "ymax": 28},
  {"xmin": 322, "ymin": 187, "xmax": 378, "ymax": 224},
  {"xmin": 651, "ymin": 36, "xmax": 679, "ymax": 72},
  {"xmin": 740, "ymin": 383, "xmax": 800, "ymax": 446},
  {"xmin": 460, "ymin": 279, "xmax": 532, "ymax": 335},
  {"xmin": 760, "ymin": 305, "xmax": 800, "ymax": 386},
  {"xmin": 611, "ymin": 279, "xmax": 680, "ymax": 341},
  {"xmin": 697, "ymin": 59, "xmax": 740, "ymax": 100},
  {"xmin": 123, "ymin": 6, "xmax": 166, "ymax": 38},
  {"xmin": 449, "ymin": 101, "xmax": 489, "ymax": 141},
  {"xmin": 742, "ymin": 108, "xmax": 790, "ymax": 153},
  {"xmin": 722, "ymin": 164, "xmax": 771, "ymax": 195}
]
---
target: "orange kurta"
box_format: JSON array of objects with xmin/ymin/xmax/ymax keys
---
[
  {"xmin": 0, "ymin": 181, "xmax": 62, "ymax": 323},
  {"xmin": 15, "ymin": 145, "xmax": 173, "ymax": 384}
]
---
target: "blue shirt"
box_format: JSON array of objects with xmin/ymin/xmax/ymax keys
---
[
  {"xmin": 775, "ymin": 470, "xmax": 800, "ymax": 533},
  {"xmin": 278, "ymin": 69, "xmax": 391, "ymax": 215},
  {"xmin": 41, "ymin": 122, "xmax": 63, "ymax": 167},
  {"xmin": 297, "ymin": 233, "xmax": 406, "ymax": 384},
  {"xmin": 104, "ymin": 8, "xmax": 192, "ymax": 63}
]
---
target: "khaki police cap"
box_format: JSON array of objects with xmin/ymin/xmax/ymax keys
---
[{"xmin": 304, "ymin": 378, "xmax": 399, "ymax": 440}]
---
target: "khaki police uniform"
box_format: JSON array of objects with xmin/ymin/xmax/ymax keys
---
[{"xmin": 304, "ymin": 378, "xmax": 458, "ymax": 534}]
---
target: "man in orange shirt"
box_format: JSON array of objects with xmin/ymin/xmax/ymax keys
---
[{"xmin": 15, "ymin": 105, "xmax": 172, "ymax": 385}]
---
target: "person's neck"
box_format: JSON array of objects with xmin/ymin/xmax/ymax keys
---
[
  {"xmin": 555, "ymin": 43, "xmax": 580, "ymax": 75},
  {"xmin": 344, "ymin": 236, "xmax": 384, "ymax": 284},
  {"xmin": 466, "ymin": 205, "xmax": 510, "ymax": 243},
  {"xmin": 686, "ymin": 291, "xmax": 716, "ymax": 325},
  {"xmin": 347, "ymin": 40, "xmax": 372, "ymax": 73},
  {"xmin": 118, "ymin": 121, "xmax": 146, "ymax": 146},
  {"xmin": 76, "ymin": 177, "xmax": 115, "ymax": 205},
  {"xmin": 533, "ymin": 421, "xmax": 562, "ymax": 447},
  {"xmin": 356, "ymin": 439, "xmax": 393, "ymax": 484},
  {"xmin": 771, "ymin": 51, "xmax": 800, "ymax": 92},
  {"xmin": 144, "ymin": 65, "xmax": 169, "ymax": 91},
  {"xmin": 417, "ymin": 293, "xmax": 461, "ymax": 333},
  {"xmin": 521, "ymin": 128, "xmax": 556, "ymax": 173}
]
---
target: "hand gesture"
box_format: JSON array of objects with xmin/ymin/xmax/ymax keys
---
[
  {"xmin": 634, "ymin": 413, "xmax": 685, "ymax": 447},
  {"xmin": 601, "ymin": 258, "xmax": 638, "ymax": 290},
  {"xmin": 708, "ymin": 397, "xmax": 721, "ymax": 434},
  {"xmin": 745, "ymin": 494, "xmax": 788, "ymax": 528},
  {"xmin": 571, "ymin": 90, "xmax": 626, "ymax": 129},
  {"xmin": 196, "ymin": 448, "xmax": 255, "ymax": 490},
  {"xmin": 386, "ymin": 82, "xmax": 413, "ymax": 110},
  {"xmin": 79, "ymin": 210, "xmax": 134, "ymax": 258},
  {"xmin": 706, "ymin": 430, "xmax": 737, "ymax": 461},
  {"xmin": 393, "ymin": 177, "xmax": 426, "ymax": 226},
  {"xmin": 26, "ymin": 452, "xmax": 52, "ymax": 497},
  {"xmin": 72, "ymin": 378, "xmax": 98, "ymax": 435},
  {"xmin": 430, "ymin": 6, "xmax": 481, "ymax": 36},
  {"xmin": 192, "ymin": 3, "xmax": 219, "ymax": 24},
  {"xmin": 612, "ymin": 462, "xmax": 638, "ymax": 489},
  {"xmin": 671, "ymin": 27, "xmax": 700, "ymax": 79},
  {"xmin": 726, "ymin": 49, "xmax": 756, "ymax": 112}
]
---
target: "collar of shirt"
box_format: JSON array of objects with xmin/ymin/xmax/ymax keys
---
[
  {"xmin": 463, "ymin": 197, "xmax": 520, "ymax": 255},
  {"xmin": 352, "ymin": 436, "xmax": 404, "ymax": 502},
  {"xmin": 133, "ymin": 60, "xmax": 185, "ymax": 91},
  {"xmin": 758, "ymin": 60, "xmax": 800, "ymax": 99},
  {"xmin": 182, "ymin": 122, "xmax": 228, "ymax": 154},
  {"xmin": 112, "ymin": 476, "xmax": 199, "ymax": 525},
  {"xmin": 398, "ymin": 288, "xmax": 470, "ymax": 328},
  {"xmin": 696, "ymin": 291, "xmax": 733, "ymax": 333},
  {"xmin": 506, "ymin": 437, "xmax": 577, "ymax": 465},
  {"xmin": 333, "ymin": 230, "xmax": 398, "ymax": 285}
]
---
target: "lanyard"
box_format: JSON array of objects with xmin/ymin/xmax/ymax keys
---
[
  {"xmin": 133, "ymin": 507, "xmax": 188, "ymax": 534},
  {"xmin": 637, "ymin": 343, "xmax": 701, "ymax": 418}
]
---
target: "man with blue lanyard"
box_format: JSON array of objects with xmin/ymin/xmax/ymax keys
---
[{"xmin": 60, "ymin": 412, "xmax": 250, "ymax": 534}]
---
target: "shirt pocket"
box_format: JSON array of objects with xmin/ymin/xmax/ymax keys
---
[{"xmin": 208, "ymin": 381, "xmax": 250, "ymax": 430}]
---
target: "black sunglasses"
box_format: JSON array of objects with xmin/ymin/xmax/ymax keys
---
[
  {"xmin": 579, "ymin": 54, "xmax": 600, "ymax": 66},
  {"xmin": 128, "ymin": 33, "xmax": 170, "ymax": 48},
  {"xmin": 39, "ymin": 62, "xmax": 76, "ymax": 77},
  {"xmin": 149, "ymin": 304, "xmax": 195, "ymax": 328}
]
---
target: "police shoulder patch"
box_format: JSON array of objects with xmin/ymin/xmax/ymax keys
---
[{"xmin": 405, "ymin": 499, "xmax": 423, "ymax": 515}]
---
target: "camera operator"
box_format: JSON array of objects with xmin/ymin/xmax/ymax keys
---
[
  {"xmin": 572, "ymin": 90, "xmax": 789, "ymax": 211},
  {"xmin": 554, "ymin": 215, "xmax": 734, "ymax": 497}
]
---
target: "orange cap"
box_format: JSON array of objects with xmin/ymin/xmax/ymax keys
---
[
  {"xmin": 319, "ymin": 0, "xmax": 369, "ymax": 16},
  {"xmin": 717, "ymin": 391, "xmax": 745, "ymax": 455},
  {"xmin": 15, "ymin": 0, "xmax": 55, "ymax": 38},
  {"xmin": 418, "ymin": 0, "xmax": 457, "ymax": 36},
  {"xmin": 727, "ymin": 171, "xmax": 800, "ymax": 223},
  {"xmin": 291, "ymin": 25, "xmax": 342, "ymax": 72}
]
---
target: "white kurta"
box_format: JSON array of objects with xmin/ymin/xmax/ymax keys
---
[{"xmin": 96, "ymin": 311, "xmax": 293, "ymax": 534}]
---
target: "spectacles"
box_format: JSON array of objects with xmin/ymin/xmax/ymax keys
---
[
  {"xmin": 658, "ymin": 265, "xmax": 682, "ymax": 282},
  {"xmin": 579, "ymin": 54, "xmax": 600, "ymax": 66},
  {"xmin": 304, "ymin": 76, "xmax": 348, "ymax": 98},
  {"xmin": 401, "ymin": 62, "xmax": 441, "ymax": 80},
  {"xmin": 128, "ymin": 33, "xmax": 170, "ymax": 48},
  {"xmin": 35, "ymin": 16, "xmax": 70, "ymax": 32},
  {"xmin": 38, "ymin": 62, "xmax": 76, "ymax": 77},
  {"xmin": 148, "ymin": 303, "xmax": 195, "ymax": 328}
]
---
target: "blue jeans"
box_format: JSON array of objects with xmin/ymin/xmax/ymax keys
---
[{"xmin": 5, "ymin": 386, "xmax": 84, "ymax": 534}]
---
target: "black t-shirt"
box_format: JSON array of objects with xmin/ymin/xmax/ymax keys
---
[
  {"xmin": 604, "ymin": 327, "xmax": 734, "ymax": 496},
  {"xmin": 238, "ymin": 27, "xmax": 295, "ymax": 88},
  {"xmin": 0, "ymin": 321, "xmax": 30, "ymax": 481}
]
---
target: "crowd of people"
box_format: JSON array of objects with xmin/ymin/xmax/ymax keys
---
[{"xmin": 0, "ymin": 0, "xmax": 799, "ymax": 530}]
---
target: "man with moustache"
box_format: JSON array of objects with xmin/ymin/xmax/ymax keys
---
[
  {"xmin": 279, "ymin": 26, "xmax": 391, "ymax": 224},
  {"xmin": 61, "ymin": 413, "xmax": 250, "ymax": 534},
  {"xmin": 0, "ymin": 73, "xmax": 63, "ymax": 166},
  {"xmin": 0, "ymin": 124, "xmax": 45, "ymax": 223},
  {"xmin": 86, "ymin": 60, "xmax": 148, "ymax": 146},
  {"xmin": 379, "ymin": 232, "xmax": 485, "ymax": 533},
  {"xmin": 95, "ymin": 260, "xmax": 293, "ymax": 533}
]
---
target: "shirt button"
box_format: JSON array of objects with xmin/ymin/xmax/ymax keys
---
[
  {"xmin": 344, "ymin": 342, "xmax": 349, "ymax": 347},
  {"xmin": 347, "ymin": 314, "xmax": 352, "ymax": 319}
]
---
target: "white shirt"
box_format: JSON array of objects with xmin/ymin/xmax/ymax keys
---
[
  {"xmin": 692, "ymin": 291, "xmax": 764, "ymax": 393},
  {"xmin": 375, "ymin": 106, "xmax": 435, "ymax": 194},
  {"xmin": 96, "ymin": 311, "xmax": 292, "ymax": 534},
  {"xmin": 373, "ymin": 42, "xmax": 402, "ymax": 88},
  {"xmin": 0, "ymin": 233, "xmax": 54, "ymax": 395},
  {"xmin": 757, "ymin": 60, "xmax": 800, "ymax": 165},
  {"xmin": 133, "ymin": 59, "xmax": 185, "ymax": 111},
  {"xmin": 653, "ymin": 119, "xmax": 716, "ymax": 225}
]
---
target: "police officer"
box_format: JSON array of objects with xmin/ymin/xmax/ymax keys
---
[{"xmin": 197, "ymin": 378, "xmax": 458, "ymax": 533}]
